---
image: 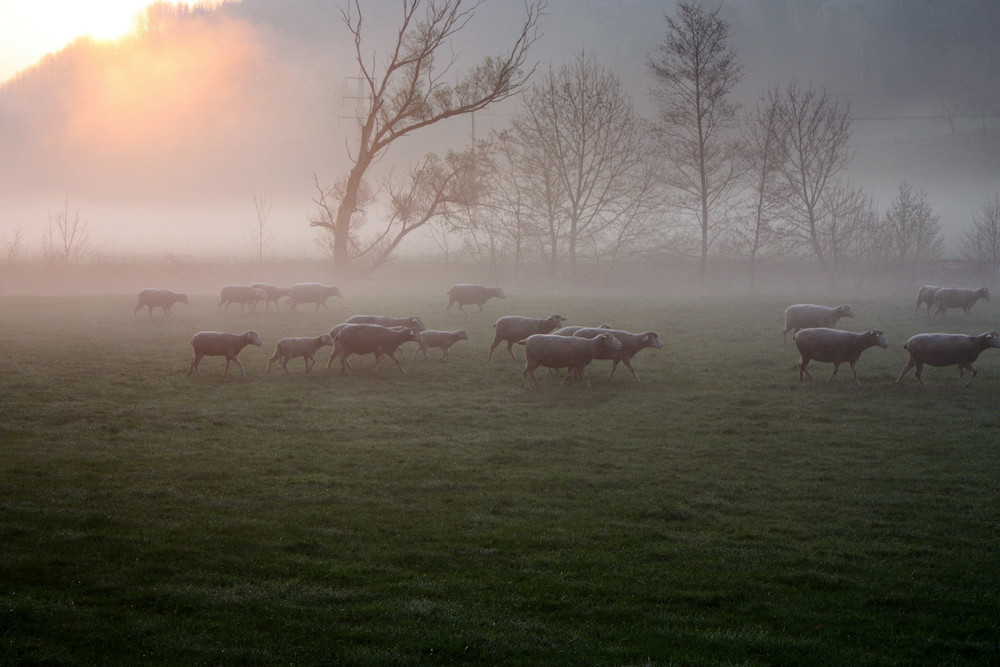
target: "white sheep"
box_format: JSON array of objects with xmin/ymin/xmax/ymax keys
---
[
  {"xmin": 134, "ymin": 289, "xmax": 189, "ymax": 318},
  {"xmin": 265, "ymin": 334, "xmax": 335, "ymax": 374},
  {"xmin": 914, "ymin": 285, "xmax": 941, "ymax": 316},
  {"xmin": 896, "ymin": 331, "xmax": 1000, "ymax": 387},
  {"xmin": 572, "ymin": 328, "xmax": 663, "ymax": 381},
  {"xmin": 792, "ymin": 327, "xmax": 888, "ymax": 384},
  {"xmin": 411, "ymin": 329, "xmax": 469, "ymax": 361},
  {"xmin": 489, "ymin": 314, "xmax": 567, "ymax": 360},
  {"xmin": 334, "ymin": 324, "xmax": 422, "ymax": 375},
  {"xmin": 288, "ymin": 283, "xmax": 342, "ymax": 313},
  {"xmin": 188, "ymin": 330, "xmax": 263, "ymax": 378},
  {"xmin": 219, "ymin": 285, "xmax": 265, "ymax": 312},
  {"xmin": 932, "ymin": 287, "xmax": 990, "ymax": 317},
  {"xmin": 345, "ymin": 314, "xmax": 427, "ymax": 331},
  {"xmin": 782, "ymin": 303, "xmax": 855, "ymax": 343},
  {"xmin": 519, "ymin": 333, "xmax": 623, "ymax": 388},
  {"xmin": 446, "ymin": 284, "xmax": 506, "ymax": 313},
  {"xmin": 251, "ymin": 283, "xmax": 291, "ymax": 311}
]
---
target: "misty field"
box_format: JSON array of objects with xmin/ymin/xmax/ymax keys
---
[{"xmin": 1, "ymin": 291, "xmax": 998, "ymax": 665}]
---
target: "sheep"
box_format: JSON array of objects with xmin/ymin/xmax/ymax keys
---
[
  {"xmin": 914, "ymin": 285, "xmax": 941, "ymax": 316},
  {"xmin": 792, "ymin": 327, "xmax": 888, "ymax": 385},
  {"xmin": 345, "ymin": 314, "xmax": 427, "ymax": 331},
  {"xmin": 489, "ymin": 314, "xmax": 567, "ymax": 360},
  {"xmin": 572, "ymin": 328, "xmax": 664, "ymax": 381},
  {"xmin": 782, "ymin": 303, "xmax": 855, "ymax": 343},
  {"xmin": 219, "ymin": 285, "xmax": 265, "ymax": 312},
  {"xmin": 553, "ymin": 324, "xmax": 612, "ymax": 336},
  {"xmin": 411, "ymin": 329, "xmax": 469, "ymax": 361},
  {"xmin": 250, "ymin": 283, "xmax": 291, "ymax": 311},
  {"xmin": 519, "ymin": 333, "xmax": 623, "ymax": 388},
  {"xmin": 446, "ymin": 284, "xmax": 506, "ymax": 313},
  {"xmin": 187, "ymin": 330, "xmax": 263, "ymax": 378},
  {"xmin": 265, "ymin": 334, "xmax": 335, "ymax": 374},
  {"xmin": 134, "ymin": 289, "xmax": 189, "ymax": 318},
  {"xmin": 288, "ymin": 283, "xmax": 342, "ymax": 313},
  {"xmin": 932, "ymin": 287, "xmax": 990, "ymax": 317},
  {"xmin": 333, "ymin": 324, "xmax": 422, "ymax": 375},
  {"xmin": 896, "ymin": 331, "xmax": 1000, "ymax": 387}
]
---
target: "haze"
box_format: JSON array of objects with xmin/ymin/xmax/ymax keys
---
[{"xmin": 1, "ymin": 0, "xmax": 998, "ymax": 291}]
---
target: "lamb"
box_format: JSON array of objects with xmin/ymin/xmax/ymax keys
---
[
  {"xmin": 250, "ymin": 283, "xmax": 291, "ymax": 311},
  {"xmin": 782, "ymin": 303, "xmax": 855, "ymax": 343},
  {"xmin": 219, "ymin": 285, "xmax": 265, "ymax": 312},
  {"xmin": 896, "ymin": 331, "xmax": 1000, "ymax": 387},
  {"xmin": 489, "ymin": 314, "xmax": 567, "ymax": 360},
  {"xmin": 265, "ymin": 334, "xmax": 335, "ymax": 374},
  {"xmin": 446, "ymin": 284, "xmax": 506, "ymax": 313},
  {"xmin": 519, "ymin": 333, "xmax": 623, "ymax": 388},
  {"xmin": 134, "ymin": 289, "xmax": 189, "ymax": 318},
  {"xmin": 932, "ymin": 287, "xmax": 990, "ymax": 317},
  {"xmin": 914, "ymin": 285, "xmax": 941, "ymax": 316},
  {"xmin": 792, "ymin": 327, "xmax": 889, "ymax": 384},
  {"xmin": 288, "ymin": 283, "xmax": 342, "ymax": 313},
  {"xmin": 572, "ymin": 328, "xmax": 664, "ymax": 381},
  {"xmin": 345, "ymin": 314, "xmax": 427, "ymax": 331},
  {"xmin": 411, "ymin": 329, "xmax": 469, "ymax": 361},
  {"xmin": 333, "ymin": 324, "xmax": 422, "ymax": 375},
  {"xmin": 187, "ymin": 330, "xmax": 263, "ymax": 378}
]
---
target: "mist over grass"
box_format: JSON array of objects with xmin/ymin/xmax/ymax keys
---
[{"xmin": 2, "ymin": 292, "xmax": 999, "ymax": 664}]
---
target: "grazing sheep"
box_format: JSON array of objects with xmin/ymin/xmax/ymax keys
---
[
  {"xmin": 250, "ymin": 283, "xmax": 291, "ymax": 311},
  {"xmin": 446, "ymin": 284, "xmax": 506, "ymax": 313},
  {"xmin": 411, "ymin": 329, "xmax": 469, "ymax": 361},
  {"xmin": 265, "ymin": 334, "xmax": 335, "ymax": 374},
  {"xmin": 914, "ymin": 285, "xmax": 941, "ymax": 316},
  {"xmin": 932, "ymin": 287, "xmax": 990, "ymax": 317},
  {"xmin": 572, "ymin": 328, "xmax": 664, "ymax": 381},
  {"xmin": 345, "ymin": 314, "xmax": 427, "ymax": 331},
  {"xmin": 489, "ymin": 314, "xmax": 567, "ymax": 360},
  {"xmin": 334, "ymin": 324, "xmax": 422, "ymax": 375},
  {"xmin": 896, "ymin": 331, "xmax": 1000, "ymax": 387},
  {"xmin": 219, "ymin": 285, "xmax": 265, "ymax": 312},
  {"xmin": 288, "ymin": 283, "xmax": 342, "ymax": 313},
  {"xmin": 792, "ymin": 327, "xmax": 889, "ymax": 385},
  {"xmin": 134, "ymin": 289, "xmax": 189, "ymax": 318},
  {"xmin": 519, "ymin": 333, "xmax": 623, "ymax": 388},
  {"xmin": 187, "ymin": 330, "xmax": 263, "ymax": 378},
  {"xmin": 782, "ymin": 303, "xmax": 855, "ymax": 343}
]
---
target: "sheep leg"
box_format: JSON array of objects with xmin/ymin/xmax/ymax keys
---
[
  {"xmin": 896, "ymin": 358, "xmax": 915, "ymax": 383},
  {"xmin": 488, "ymin": 341, "xmax": 500, "ymax": 360},
  {"xmin": 913, "ymin": 361, "xmax": 926, "ymax": 386},
  {"xmin": 827, "ymin": 362, "xmax": 840, "ymax": 383},
  {"xmin": 623, "ymin": 358, "xmax": 640, "ymax": 382},
  {"xmin": 265, "ymin": 354, "xmax": 277, "ymax": 374},
  {"xmin": 438, "ymin": 348, "xmax": 448, "ymax": 362},
  {"xmin": 505, "ymin": 341, "xmax": 517, "ymax": 360},
  {"xmin": 231, "ymin": 357, "xmax": 247, "ymax": 378},
  {"xmin": 386, "ymin": 352, "xmax": 406, "ymax": 374},
  {"xmin": 475, "ymin": 303, "xmax": 484, "ymax": 313},
  {"xmin": 304, "ymin": 357, "xmax": 314, "ymax": 373},
  {"xmin": 523, "ymin": 364, "xmax": 539, "ymax": 389},
  {"xmin": 960, "ymin": 364, "xmax": 977, "ymax": 388},
  {"xmin": 798, "ymin": 358, "xmax": 812, "ymax": 381},
  {"xmin": 340, "ymin": 354, "xmax": 352, "ymax": 375},
  {"xmin": 849, "ymin": 361, "xmax": 860, "ymax": 385},
  {"xmin": 326, "ymin": 349, "xmax": 341, "ymax": 370},
  {"xmin": 188, "ymin": 355, "xmax": 202, "ymax": 377}
]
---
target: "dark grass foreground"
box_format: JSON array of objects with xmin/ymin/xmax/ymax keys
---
[{"xmin": 1, "ymin": 293, "xmax": 998, "ymax": 665}]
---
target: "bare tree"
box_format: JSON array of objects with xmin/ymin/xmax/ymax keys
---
[
  {"xmin": 510, "ymin": 51, "xmax": 663, "ymax": 282},
  {"xmin": 773, "ymin": 83, "xmax": 854, "ymax": 278},
  {"xmin": 248, "ymin": 183, "xmax": 272, "ymax": 264},
  {"xmin": 42, "ymin": 192, "xmax": 91, "ymax": 265},
  {"xmin": 961, "ymin": 193, "xmax": 1000, "ymax": 278},
  {"xmin": 884, "ymin": 182, "xmax": 944, "ymax": 274},
  {"xmin": 312, "ymin": 0, "xmax": 542, "ymax": 274},
  {"xmin": 647, "ymin": 1, "xmax": 744, "ymax": 289},
  {"xmin": 729, "ymin": 87, "xmax": 786, "ymax": 292},
  {"xmin": 2, "ymin": 224, "xmax": 25, "ymax": 265}
]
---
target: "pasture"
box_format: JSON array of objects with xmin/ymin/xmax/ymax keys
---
[{"xmin": 1, "ymin": 291, "xmax": 998, "ymax": 665}]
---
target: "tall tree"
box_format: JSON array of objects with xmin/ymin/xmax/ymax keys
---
[
  {"xmin": 773, "ymin": 83, "xmax": 854, "ymax": 278},
  {"xmin": 512, "ymin": 51, "xmax": 661, "ymax": 282},
  {"xmin": 248, "ymin": 183, "xmax": 271, "ymax": 265},
  {"xmin": 884, "ymin": 182, "xmax": 944, "ymax": 272},
  {"xmin": 311, "ymin": 0, "xmax": 542, "ymax": 274},
  {"xmin": 647, "ymin": 1, "xmax": 743, "ymax": 288},
  {"xmin": 961, "ymin": 193, "xmax": 1000, "ymax": 278}
]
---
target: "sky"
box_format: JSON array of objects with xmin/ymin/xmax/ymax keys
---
[{"xmin": 0, "ymin": 0, "xmax": 166, "ymax": 82}]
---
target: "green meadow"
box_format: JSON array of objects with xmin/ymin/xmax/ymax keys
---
[{"xmin": 1, "ymin": 292, "xmax": 998, "ymax": 665}]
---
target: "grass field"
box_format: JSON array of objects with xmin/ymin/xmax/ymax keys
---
[{"xmin": 1, "ymin": 291, "xmax": 999, "ymax": 665}]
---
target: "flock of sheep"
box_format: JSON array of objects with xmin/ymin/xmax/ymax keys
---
[
  {"xmin": 136, "ymin": 281, "xmax": 999, "ymax": 389},
  {"xmin": 787, "ymin": 285, "xmax": 999, "ymax": 387}
]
